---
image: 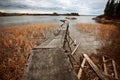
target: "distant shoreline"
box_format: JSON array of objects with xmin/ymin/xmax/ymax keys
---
[
  {"xmin": 0, "ymin": 12, "xmax": 80, "ymax": 16},
  {"xmin": 0, "ymin": 12, "xmax": 98, "ymax": 17},
  {"xmin": 93, "ymin": 15, "xmax": 120, "ymax": 25}
]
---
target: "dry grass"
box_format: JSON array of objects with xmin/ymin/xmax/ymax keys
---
[
  {"xmin": 76, "ymin": 23, "xmax": 120, "ymax": 79},
  {"xmin": 76, "ymin": 23, "xmax": 118, "ymax": 40},
  {"xmin": 0, "ymin": 23, "xmax": 58, "ymax": 80}
]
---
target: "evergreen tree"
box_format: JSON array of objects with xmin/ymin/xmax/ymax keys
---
[
  {"xmin": 104, "ymin": 0, "xmax": 110, "ymax": 16},
  {"xmin": 108, "ymin": 0, "xmax": 115, "ymax": 17},
  {"xmin": 115, "ymin": 0, "xmax": 120, "ymax": 17},
  {"xmin": 104, "ymin": 0, "xmax": 120, "ymax": 17}
]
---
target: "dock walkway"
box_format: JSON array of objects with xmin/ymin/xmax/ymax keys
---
[{"xmin": 22, "ymin": 21, "xmax": 78, "ymax": 80}]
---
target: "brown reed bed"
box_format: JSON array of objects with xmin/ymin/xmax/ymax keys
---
[
  {"xmin": 76, "ymin": 23, "xmax": 120, "ymax": 79},
  {"xmin": 76, "ymin": 23, "xmax": 118, "ymax": 40},
  {"xmin": 0, "ymin": 23, "xmax": 58, "ymax": 80}
]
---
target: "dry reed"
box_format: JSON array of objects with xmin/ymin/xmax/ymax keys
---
[
  {"xmin": 0, "ymin": 23, "xmax": 58, "ymax": 80},
  {"xmin": 76, "ymin": 23, "xmax": 118, "ymax": 40}
]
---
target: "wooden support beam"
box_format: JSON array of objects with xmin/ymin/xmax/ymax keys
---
[
  {"xmin": 71, "ymin": 42, "xmax": 80, "ymax": 55},
  {"xmin": 103, "ymin": 56, "xmax": 108, "ymax": 75},
  {"xmin": 74, "ymin": 40, "xmax": 77, "ymax": 46},
  {"xmin": 68, "ymin": 54, "xmax": 78, "ymax": 64},
  {"xmin": 112, "ymin": 60, "xmax": 118, "ymax": 79},
  {"xmin": 83, "ymin": 54, "xmax": 108, "ymax": 80},
  {"xmin": 77, "ymin": 58, "xmax": 86, "ymax": 79},
  {"xmin": 68, "ymin": 35, "xmax": 75, "ymax": 45}
]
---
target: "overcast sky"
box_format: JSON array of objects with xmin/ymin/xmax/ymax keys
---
[{"xmin": 0, "ymin": 0, "xmax": 108, "ymax": 15}]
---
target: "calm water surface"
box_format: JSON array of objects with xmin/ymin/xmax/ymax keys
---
[{"xmin": 0, "ymin": 16, "xmax": 96, "ymax": 27}]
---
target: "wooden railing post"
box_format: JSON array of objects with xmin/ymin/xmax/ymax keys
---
[
  {"xmin": 112, "ymin": 60, "xmax": 118, "ymax": 79},
  {"xmin": 103, "ymin": 56, "xmax": 108, "ymax": 75},
  {"xmin": 77, "ymin": 58, "xmax": 86, "ymax": 79}
]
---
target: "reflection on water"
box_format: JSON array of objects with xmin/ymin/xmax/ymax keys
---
[{"xmin": 0, "ymin": 16, "xmax": 96, "ymax": 27}]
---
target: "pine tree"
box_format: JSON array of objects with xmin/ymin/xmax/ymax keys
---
[
  {"xmin": 104, "ymin": 0, "xmax": 120, "ymax": 18},
  {"xmin": 104, "ymin": 0, "xmax": 111, "ymax": 16},
  {"xmin": 108, "ymin": 0, "xmax": 115, "ymax": 17},
  {"xmin": 115, "ymin": 0, "xmax": 120, "ymax": 17}
]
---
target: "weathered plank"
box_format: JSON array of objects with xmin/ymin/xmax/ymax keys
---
[
  {"xmin": 34, "ymin": 36, "xmax": 63, "ymax": 49},
  {"xmin": 71, "ymin": 42, "xmax": 80, "ymax": 55},
  {"xmin": 103, "ymin": 56, "xmax": 108, "ymax": 75},
  {"xmin": 46, "ymin": 38, "xmax": 62, "ymax": 48},
  {"xmin": 77, "ymin": 58, "xmax": 86, "ymax": 79},
  {"xmin": 83, "ymin": 54, "xmax": 108, "ymax": 80},
  {"xmin": 112, "ymin": 60, "xmax": 118, "ymax": 79},
  {"xmin": 23, "ymin": 48, "xmax": 78, "ymax": 80}
]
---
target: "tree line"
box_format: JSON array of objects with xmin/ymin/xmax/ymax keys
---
[
  {"xmin": 0, "ymin": 12, "xmax": 79, "ymax": 16},
  {"xmin": 104, "ymin": 0, "xmax": 120, "ymax": 18}
]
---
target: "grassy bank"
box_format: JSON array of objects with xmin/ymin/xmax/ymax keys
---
[
  {"xmin": 76, "ymin": 23, "xmax": 118, "ymax": 40},
  {"xmin": 76, "ymin": 23, "xmax": 120, "ymax": 79},
  {"xmin": 0, "ymin": 23, "xmax": 58, "ymax": 80}
]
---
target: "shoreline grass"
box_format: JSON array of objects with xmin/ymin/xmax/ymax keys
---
[
  {"xmin": 76, "ymin": 23, "xmax": 120, "ymax": 79},
  {"xmin": 76, "ymin": 23, "xmax": 118, "ymax": 40},
  {"xmin": 0, "ymin": 23, "xmax": 58, "ymax": 80}
]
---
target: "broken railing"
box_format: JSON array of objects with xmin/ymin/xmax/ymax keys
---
[{"xmin": 61, "ymin": 19, "xmax": 118, "ymax": 80}]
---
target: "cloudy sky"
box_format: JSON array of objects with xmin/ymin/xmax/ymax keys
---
[{"xmin": 0, "ymin": 0, "xmax": 108, "ymax": 15}]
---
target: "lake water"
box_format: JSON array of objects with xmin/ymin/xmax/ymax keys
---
[{"xmin": 0, "ymin": 16, "xmax": 96, "ymax": 27}]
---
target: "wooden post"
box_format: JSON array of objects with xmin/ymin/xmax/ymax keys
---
[
  {"xmin": 83, "ymin": 54, "xmax": 108, "ymax": 80},
  {"xmin": 63, "ymin": 22, "xmax": 69, "ymax": 49},
  {"xmin": 74, "ymin": 40, "xmax": 77, "ymax": 46},
  {"xmin": 62, "ymin": 21, "xmax": 72, "ymax": 52},
  {"xmin": 68, "ymin": 54, "xmax": 78, "ymax": 64},
  {"xmin": 68, "ymin": 35, "xmax": 75, "ymax": 45},
  {"xmin": 112, "ymin": 60, "xmax": 118, "ymax": 79},
  {"xmin": 77, "ymin": 58, "xmax": 86, "ymax": 79},
  {"xmin": 68, "ymin": 54, "xmax": 74, "ymax": 69},
  {"xmin": 103, "ymin": 56, "xmax": 108, "ymax": 75}
]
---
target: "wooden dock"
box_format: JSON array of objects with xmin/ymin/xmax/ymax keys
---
[{"xmin": 22, "ymin": 21, "xmax": 78, "ymax": 80}]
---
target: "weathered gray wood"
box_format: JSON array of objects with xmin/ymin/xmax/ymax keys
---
[
  {"xmin": 74, "ymin": 40, "xmax": 77, "ymax": 46},
  {"xmin": 71, "ymin": 43, "xmax": 80, "ymax": 55},
  {"xmin": 112, "ymin": 60, "xmax": 118, "ymax": 79},
  {"xmin": 83, "ymin": 54, "xmax": 108, "ymax": 80},
  {"xmin": 34, "ymin": 35, "xmax": 63, "ymax": 49},
  {"xmin": 23, "ymin": 48, "xmax": 78, "ymax": 80},
  {"xmin": 36, "ymin": 38, "xmax": 54, "ymax": 47},
  {"xmin": 77, "ymin": 58, "xmax": 86, "ymax": 79},
  {"xmin": 103, "ymin": 56, "xmax": 108, "ymax": 75},
  {"xmin": 46, "ymin": 38, "xmax": 62, "ymax": 48}
]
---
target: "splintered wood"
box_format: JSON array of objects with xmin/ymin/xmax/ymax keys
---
[
  {"xmin": 83, "ymin": 54, "xmax": 108, "ymax": 80},
  {"xmin": 102, "ymin": 56, "xmax": 118, "ymax": 79},
  {"xmin": 77, "ymin": 58, "xmax": 86, "ymax": 79},
  {"xmin": 75, "ymin": 55, "xmax": 118, "ymax": 80}
]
